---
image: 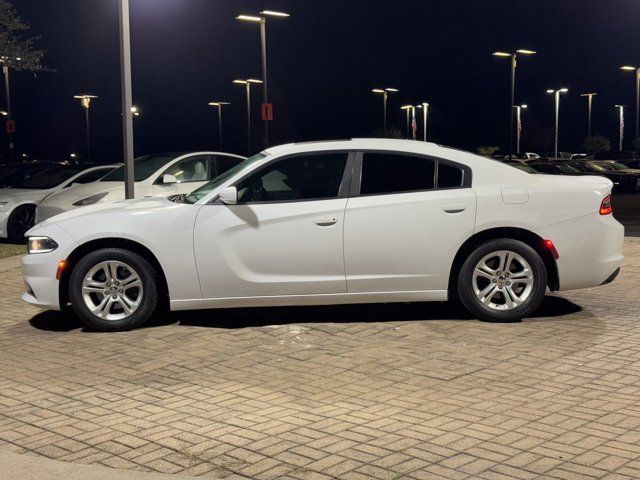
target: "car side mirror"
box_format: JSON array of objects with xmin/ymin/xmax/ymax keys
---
[
  {"xmin": 162, "ymin": 174, "xmax": 178, "ymax": 185},
  {"xmin": 219, "ymin": 186, "xmax": 238, "ymax": 205}
]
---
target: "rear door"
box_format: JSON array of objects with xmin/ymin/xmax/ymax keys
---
[{"xmin": 344, "ymin": 151, "xmax": 476, "ymax": 293}]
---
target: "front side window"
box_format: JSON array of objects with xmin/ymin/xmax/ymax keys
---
[
  {"xmin": 160, "ymin": 156, "xmax": 211, "ymax": 184},
  {"xmin": 360, "ymin": 153, "xmax": 435, "ymax": 195},
  {"xmin": 101, "ymin": 154, "xmax": 181, "ymax": 182},
  {"xmin": 237, "ymin": 153, "xmax": 347, "ymax": 203}
]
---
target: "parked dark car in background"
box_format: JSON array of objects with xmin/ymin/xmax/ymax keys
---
[{"xmin": 566, "ymin": 161, "xmax": 640, "ymax": 193}]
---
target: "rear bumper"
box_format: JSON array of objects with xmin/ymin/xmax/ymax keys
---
[{"xmin": 536, "ymin": 213, "xmax": 624, "ymax": 291}]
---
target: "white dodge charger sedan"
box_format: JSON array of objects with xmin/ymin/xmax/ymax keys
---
[{"xmin": 22, "ymin": 139, "xmax": 624, "ymax": 331}]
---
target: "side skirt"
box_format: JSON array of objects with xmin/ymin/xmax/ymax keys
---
[{"xmin": 170, "ymin": 290, "xmax": 449, "ymax": 311}]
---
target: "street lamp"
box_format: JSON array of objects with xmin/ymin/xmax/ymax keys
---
[
  {"xmin": 73, "ymin": 94, "xmax": 98, "ymax": 162},
  {"xmin": 118, "ymin": 0, "xmax": 134, "ymax": 199},
  {"xmin": 234, "ymin": 79, "xmax": 263, "ymax": 155},
  {"xmin": 400, "ymin": 105, "xmax": 413, "ymax": 139},
  {"xmin": 620, "ymin": 65, "xmax": 640, "ymax": 158},
  {"xmin": 546, "ymin": 88, "xmax": 569, "ymax": 160},
  {"xmin": 208, "ymin": 101, "xmax": 231, "ymax": 150},
  {"xmin": 416, "ymin": 102, "xmax": 430, "ymax": 141},
  {"xmin": 492, "ymin": 49, "xmax": 536, "ymax": 160},
  {"xmin": 1, "ymin": 56, "xmax": 21, "ymax": 162},
  {"xmin": 580, "ymin": 92, "xmax": 597, "ymax": 152},
  {"xmin": 236, "ymin": 10, "xmax": 290, "ymax": 148},
  {"xmin": 615, "ymin": 105, "xmax": 626, "ymax": 151},
  {"xmin": 513, "ymin": 104, "xmax": 527, "ymax": 155},
  {"xmin": 131, "ymin": 106, "xmax": 140, "ymax": 117},
  {"xmin": 372, "ymin": 87, "xmax": 398, "ymax": 135}
]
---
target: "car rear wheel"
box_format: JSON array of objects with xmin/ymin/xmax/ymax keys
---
[
  {"xmin": 457, "ymin": 239, "xmax": 547, "ymax": 323},
  {"xmin": 7, "ymin": 204, "xmax": 35, "ymax": 243},
  {"xmin": 69, "ymin": 248, "xmax": 158, "ymax": 331}
]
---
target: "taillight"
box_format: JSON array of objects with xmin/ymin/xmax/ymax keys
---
[
  {"xmin": 543, "ymin": 239, "xmax": 559, "ymax": 259},
  {"xmin": 599, "ymin": 194, "xmax": 612, "ymax": 215}
]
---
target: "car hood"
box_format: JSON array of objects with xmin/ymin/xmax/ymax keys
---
[
  {"xmin": 0, "ymin": 187, "xmax": 53, "ymax": 204},
  {"xmin": 39, "ymin": 182, "xmax": 127, "ymax": 206}
]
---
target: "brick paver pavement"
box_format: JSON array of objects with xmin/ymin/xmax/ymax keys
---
[{"xmin": 1, "ymin": 240, "xmax": 640, "ymax": 479}]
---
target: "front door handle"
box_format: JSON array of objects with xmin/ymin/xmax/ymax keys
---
[
  {"xmin": 442, "ymin": 204, "xmax": 466, "ymax": 214},
  {"xmin": 314, "ymin": 216, "xmax": 338, "ymax": 226}
]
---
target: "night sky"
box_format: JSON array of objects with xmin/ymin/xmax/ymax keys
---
[{"xmin": 6, "ymin": 0, "xmax": 640, "ymax": 163}]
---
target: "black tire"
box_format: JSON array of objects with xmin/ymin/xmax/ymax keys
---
[
  {"xmin": 457, "ymin": 238, "xmax": 547, "ymax": 323},
  {"xmin": 7, "ymin": 204, "xmax": 36, "ymax": 243},
  {"xmin": 69, "ymin": 248, "xmax": 158, "ymax": 331}
]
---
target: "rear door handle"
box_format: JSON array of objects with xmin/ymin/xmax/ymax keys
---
[
  {"xmin": 442, "ymin": 204, "xmax": 466, "ymax": 214},
  {"xmin": 314, "ymin": 216, "xmax": 338, "ymax": 226}
]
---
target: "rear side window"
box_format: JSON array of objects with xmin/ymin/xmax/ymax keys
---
[
  {"xmin": 360, "ymin": 153, "xmax": 435, "ymax": 195},
  {"xmin": 437, "ymin": 163, "xmax": 464, "ymax": 188}
]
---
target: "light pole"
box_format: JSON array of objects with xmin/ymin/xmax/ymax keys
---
[
  {"xmin": 208, "ymin": 101, "xmax": 230, "ymax": 150},
  {"xmin": 417, "ymin": 102, "xmax": 430, "ymax": 141},
  {"xmin": 234, "ymin": 79, "xmax": 263, "ymax": 155},
  {"xmin": 492, "ymin": 49, "xmax": 536, "ymax": 160},
  {"xmin": 546, "ymin": 88, "xmax": 569, "ymax": 160},
  {"xmin": 73, "ymin": 94, "xmax": 98, "ymax": 162},
  {"xmin": 620, "ymin": 66, "xmax": 640, "ymax": 158},
  {"xmin": 118, "ymin": 0, "xmax": 135, "ymax": 199},
  {"xmin": 580, "ymin": 92, "xmax": 597, "ymax": 152},
  {"xmin": 513, "ymin": 104, "xmax": 527, "ymax": 155},
  {"xmin": 236, "ymin": 10, "xmax": 290, "ymax": 148},
  {"xmin": 372, "ymin": 88, "xmax": 398, "ymax": 135},
  {"xmin": 1, "ymin": 56, "xmax": 21, "ymax": 162},
  {"xmin": 615, "ymin": 104, "xmax": 625, "ymax": 151}
]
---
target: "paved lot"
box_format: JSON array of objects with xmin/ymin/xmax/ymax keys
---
[{"xmin": 1, "ymin": 240, "xmax": 640, "ymax": 480}]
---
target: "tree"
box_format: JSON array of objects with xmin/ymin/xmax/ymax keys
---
[
  {"xmin": 477, "ymin": 146, "xmax": 500, "ymax": 158},
  {"xmin": 0, "ymin": 0, "xmax": 46, "ymax": 71},
  {"xmin": 0, "ymin": 0, "xmax": 47, "ymax": 161},
  {"xmin": 583, "ymin": 134, "xmax": 611, "ymax": 154}
]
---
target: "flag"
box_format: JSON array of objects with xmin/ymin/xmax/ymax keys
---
[{"xmin": 411, "ymin": 108, "xmax": 417, "ymax": 140}]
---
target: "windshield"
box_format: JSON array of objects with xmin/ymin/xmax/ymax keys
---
[
  {"xmin": 185, "ymin": 153, "xmax": 267, "ymax": 204},
  {"xmin": 13, "ymin": 167, "xmax": 80, "ymax": 189},
  {"xmin": 514, "ymin": 165, "xmax": 538, "ymax": 174},
  {"xmin": 585, "ymin": 162, "xmax": 610, "ymax": 172},
  {"xmin": 101, "ymin": 154, "xmax": 180, "ymax": 182},
  {"xmin": 556, "ymin": 164, "xmax": 581, "ymax": 174},
  {"xmin": 607, "ymin": 162, "xmax": 630, "ymax": 171}
]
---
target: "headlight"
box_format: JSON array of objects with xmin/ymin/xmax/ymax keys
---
[
  {"xmin": 28, "ymin": 236, "xmax": 58, "ymax": 254},
  {"xmin": 73, "ymin": 192, "xmax": 108, "ymax": 206}
]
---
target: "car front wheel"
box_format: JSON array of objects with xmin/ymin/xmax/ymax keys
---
[
  {"xmin": 69, "ymin": 248, "xmax": 158, "ymax": 331},
  {"xmin": 457, "ymin": 239, "xmax": 547, "ymax": 322}
]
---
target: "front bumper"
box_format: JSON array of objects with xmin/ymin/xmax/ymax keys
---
[
  {"xmin": 0, "ymin": 209, "xmax": 10, "ymax": 238},
  {"xmin": 20, "ymin": 225, "xmax": 77, "ymax": 310}
]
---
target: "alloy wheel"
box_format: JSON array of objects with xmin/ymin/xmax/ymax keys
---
[
  {"xmin": 472, "ymin": 250, "xmax": 534, "ymax": 310},
  {"xmin": 81, "ymin": 260, "xmax": 144, "ymax": 321}
]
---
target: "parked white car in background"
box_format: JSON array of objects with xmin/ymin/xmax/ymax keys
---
[
  {"xmin": 22, "ymin": 139, "xmax": 624, "ymax": 331},
  {"xmin": 35, "ymin": 152, "xmax": 246, "ymax": 223},
  {"xmin": 0, "ymin": 164, "xmax": 119, "ymax": 242}
]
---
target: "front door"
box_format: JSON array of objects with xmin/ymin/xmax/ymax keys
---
[{"xmin": 194, "ymin": 152, "xmax": 353, "ymax": 298}]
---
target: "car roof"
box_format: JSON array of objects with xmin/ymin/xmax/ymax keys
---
[{"xmin": 263, "ymin": 138, "xmax": 447, "ymax": 156}]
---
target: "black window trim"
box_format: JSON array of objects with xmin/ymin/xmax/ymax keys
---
[
  {"xmin": 351, "ymin": 149, "xmax": 472, "ymax": 198},
  {"xmin": 215, "ymin": 150, "xmax": 356, "ymax": 205}
]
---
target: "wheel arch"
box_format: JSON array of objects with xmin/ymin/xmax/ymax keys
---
[
  {"xmin": 448, "ymin": 227, "xmax": 559, "ymax": 299},
  {"xmin": 59, "ymin": 237, "xmax": 169, "ymax": 310},
  {"xmin": 7, "ymin": 203, "xmax": 37, "ymax": 241}
]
